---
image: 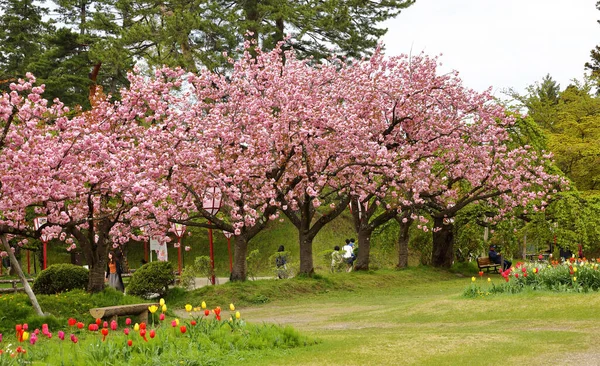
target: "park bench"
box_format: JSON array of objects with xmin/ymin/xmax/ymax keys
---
[
  {"xmin": 476, "ymin": 257, "xmax": 501, "ymax": 273},
  {"xmin": 90, "ymin": 303, "xmax": 158, "ymax": 324}
]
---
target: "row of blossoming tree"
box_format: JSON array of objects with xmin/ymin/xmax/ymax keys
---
[{"xmin": 0, "ymin": 42, "xmax": 566, "ymax": 297}]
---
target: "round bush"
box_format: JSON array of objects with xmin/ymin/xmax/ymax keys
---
[
  {"xmin": 127, "ymin": 261, "xmax": 175, "ymax": 298},
  {"xmin": 32, "ymin": 264, "xmax": 89, "ymax": 294}
]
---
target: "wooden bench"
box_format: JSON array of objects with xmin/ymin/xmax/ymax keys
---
[
  {"xmin": 90, "ymin": 303, "xmax": 158, "ymax": 324},
  {"xmin": 0, "ymin": 279, "xmax": 33, "ymax": 293},
  {"xmin": 477, "ymin": 257, "xmax": 501, "ymax": 273}
]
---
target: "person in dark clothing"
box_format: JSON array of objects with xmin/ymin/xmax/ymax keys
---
[
  {"xmin": 488, "ymin": 245, "xmax": 511, "ymax": 271},
  {"xmin": 275, "ymin": 245, "xmax": 287, "ymax": 279}
]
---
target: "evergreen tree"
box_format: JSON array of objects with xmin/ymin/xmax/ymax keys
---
[{"xmin": 0, "ymin": 0, "xmax": 50, "ymax": 84}]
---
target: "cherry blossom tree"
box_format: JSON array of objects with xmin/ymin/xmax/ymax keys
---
[
  {"xmin": 336, "ymin": 50, "xmax": 566, "ymax": 270},
  {"xmin": 0, "ymin": 71, "xmax": 185, "ymax": 292},
  {"xmin": 0, "ymin": 74, "xmax": 69, "ymax": 313},
  {"xmin": 147, "ymin": 43, "xmax": 391, "ymax": 278}
]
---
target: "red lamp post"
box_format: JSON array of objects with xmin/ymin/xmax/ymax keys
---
[
  {"xmin": 171, "ymin": 223, "xmax": 187, "ymax": 275},
  {"xmin": 223, "ymin": 231, "xmax": 233, "ymax": 273},
  {"xmin": 203, "ymin": 187, "xmax": 222, "ymax": 285},
  {"xmin": 33, "ymin": 217, "xmax": 49, "ymax": 271}
]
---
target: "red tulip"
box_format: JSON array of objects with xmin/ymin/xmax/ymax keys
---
[
  {"xmin": 140, "ymin": 329, "xmax": 147, "ymax": 342},
  {"xmin": 15, "ymin": 324, "xmax": 22, "ymax": 332},
  {"xmin": 127, "ymin": 339, "xmax": 133, "ymax": 347},
  {"xmin": 204, "ymin": 310, "xmax": 210, "ymax": 317},
  {"xmin": 101, "ymin": 328, "xmax": 108, "ymax": 341},
  {"xmin": 149, "ymin": 330, "xmax": 156, "ymax": 339},
  {"xmin": 140, "ymin": 323, "xmax": 146, "ymax": 330},
  {"xmin": 478, "ymin": 271, "xmax": 483, "ymax": 277},
  {"xmin": 190, "ymin": 320, "xmax": 197, "ymax": 326},
  {"xmin": 515, "ymin": 273, "xmax": 519, "ymax": 279},
  {"xmin": 88, "ymin": 324, "xmax": 95, "ymax": 331},
  {"xmin": 76, "ymin": 322, "xmax": 84, "ymax": 329},
  {"xmin": 180, "ymin": 326, "xmax": 187, "ymax": 334},
  {"xmin": 68, "ymin": 318, "xmax": 77, "ymax": 327},
  {"xmin": 95, "ymin": 318, "xmax": 101, "ymax": 326}
]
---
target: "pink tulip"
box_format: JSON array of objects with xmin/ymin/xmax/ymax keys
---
[
  {"xmin": 110, "ymin": 320, "xmax": 117, "ymax": 331},
  {"xmin": 126, "ymin": 318, "xmax": 132, "ymax": 325},
  {"xmin": 58, "ymin": 331, "xmax": 65, "ymax": 340},
  {"xmin": 124, "ymin": 328, "xmax": 130, "ymax": 335}
]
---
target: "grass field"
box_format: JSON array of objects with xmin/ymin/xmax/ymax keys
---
[{"xmin": 207, "ymin": 268, "xmax": 600, "ymax": 366}]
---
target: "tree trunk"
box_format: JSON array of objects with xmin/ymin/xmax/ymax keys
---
[
  {"xmin": 396, "ymin": 216, "xmax": 413, "ymax": 269},
  {"xmin": 230, "ymin": 235, "xmax": 248, "ymax": 281},
  {"xmin": 298, "ymin": 230, "xmax": 314, "ymax": 276},
  {"xmin": 1, "ymin": 234, "xmax": 44, "ymax": 316},
  {"xmin": 88, "ymin": 258, "xmax": 106, "ymax": 293},
  {"xmin": 354, "ymin": 227, "xmax": 373, "ymax": 271},
  {"xmin": 431, "ymin": 217, "xmax": 454, "ymax": 268}
]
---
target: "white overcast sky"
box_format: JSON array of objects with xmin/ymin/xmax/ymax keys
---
[{"xmin": 381, "ymin": 0, "xmax": 599, "ymax": 95}]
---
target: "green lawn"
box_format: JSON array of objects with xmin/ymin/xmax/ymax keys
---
[{"xmin": 219, "ymin": 269, "xmax": 600, "ymax": 365}]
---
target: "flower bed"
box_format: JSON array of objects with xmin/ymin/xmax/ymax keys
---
[
  {"xmin": 464, "ymin": 258, "xmax": 600, "ymax": 297},
  {"xmin": 0, "ymin": 299, "xmax": 316, "ymax": 364}
]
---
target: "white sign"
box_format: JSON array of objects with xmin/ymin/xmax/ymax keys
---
[{"xmin": 150, "ymin": 238, "xmax": 160, "ymax": 251}]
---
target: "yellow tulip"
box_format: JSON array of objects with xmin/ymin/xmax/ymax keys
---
[
  {"xmin": 159, "ymin": 298, "xmax": 165, "ymax": 306},
  {"xmin": 185, "ymin": 304, "xmax": 192, "ymax": 312},
  {"xmin": 574, "ymin": 277, "xmax": 577, "ymax": 282},
  {"xmin": 175, "ymin": 318, "xmax": 180, "ymax": 326},
  {"xmin": 162, "ymin": 304, "xmax": 167, "ymax": 313},
  {"xmin": 229, "ymin": 303, "xmax": 235, "ymax": 311},
  {"xmin": 134, "ymin": 323, "xmax": 140, "ymax": 331},
  {"xmin": 148, "ymin": 305, "xmax": 158, "ymax": 314},
  {"xmin": 201, "ymin": 301, "xmax": 206, "ymax": 309},
  {"xmin": 471, "ymin": 277, "xmax": 476, "ymax": 282},
  {"xmin": 487, "ymin": 278, "xmax": 491, "ymax": 282},
  {"xmin": 22, "ymin": 331, "xmax": 29, "ymax": 341},
  {"xmin": 574, "ymin": 267, "xmax": 578, "ymax": 273},
  {"xmin": 235, "ymin": 311, "xmax": 241, "ymax": 319}
]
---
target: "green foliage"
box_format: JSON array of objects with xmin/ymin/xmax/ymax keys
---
[
  {"xmin": 246, "ymin": 249, "xmax": 261, "ymax": 280},
  {"xmin": 32, "ymin": 264, "xmax": 89, "ymax": 294},
  {"xmin": 179, "ymin": 256, "xmax": 213, "ymax": 289},
  {"xmin": 409, "ymin": 222, "xmax": 433, "ymax": 265},
  {"xmin": 0, "ymin": 309, "xmax": 317, "ymax": 365},
  {"xmin": 127, "ymin": 261, "xmax": 175, "ymax": 298},
  {"xmin": 463, "ymin": 260, "xmax": 600, "ymax": 297},
  {"xmin": 0, "ymin": 288, "xmax": 145, "ymax": 332}
]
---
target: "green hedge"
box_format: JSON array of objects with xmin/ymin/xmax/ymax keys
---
[
  {"xmin": 127, "ymin": 261, "xmax": 175, "ymax": 298},
  {"xmin": 32, "ymin": 264, "xmax": 89, "ymax": 294}
]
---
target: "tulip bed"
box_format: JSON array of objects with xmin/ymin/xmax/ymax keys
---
[
  {"xmin": 0, "ymin": 299, "xmax": 315, "ymax": 365},
  {"xmin": 464, "ymin": 258, "xmax": 600, "ymax": 297}
]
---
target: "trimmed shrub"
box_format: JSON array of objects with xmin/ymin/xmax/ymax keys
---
[
  {"xmin": 127, "ymin": 261, "xmax": 175, "ymax": 298},
  {"xmin": 32, "ymin": 264, "xmax": 89, "ymax": 294}
]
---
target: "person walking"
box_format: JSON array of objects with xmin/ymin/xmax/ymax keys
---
[
  {"xmin": 342, "ymin": 239, "xmax": 356, "ymax": 272},
  {"xmin": 331, "ymin": 245, "xmax": 344, "ymax": 272},
  {"xmin": 275, "ymin": 245, "xmax": 288, "ymax": 279},
  {"xmin": 105, "ymin": 251, "xmax": 124, "ymax": 292}
]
